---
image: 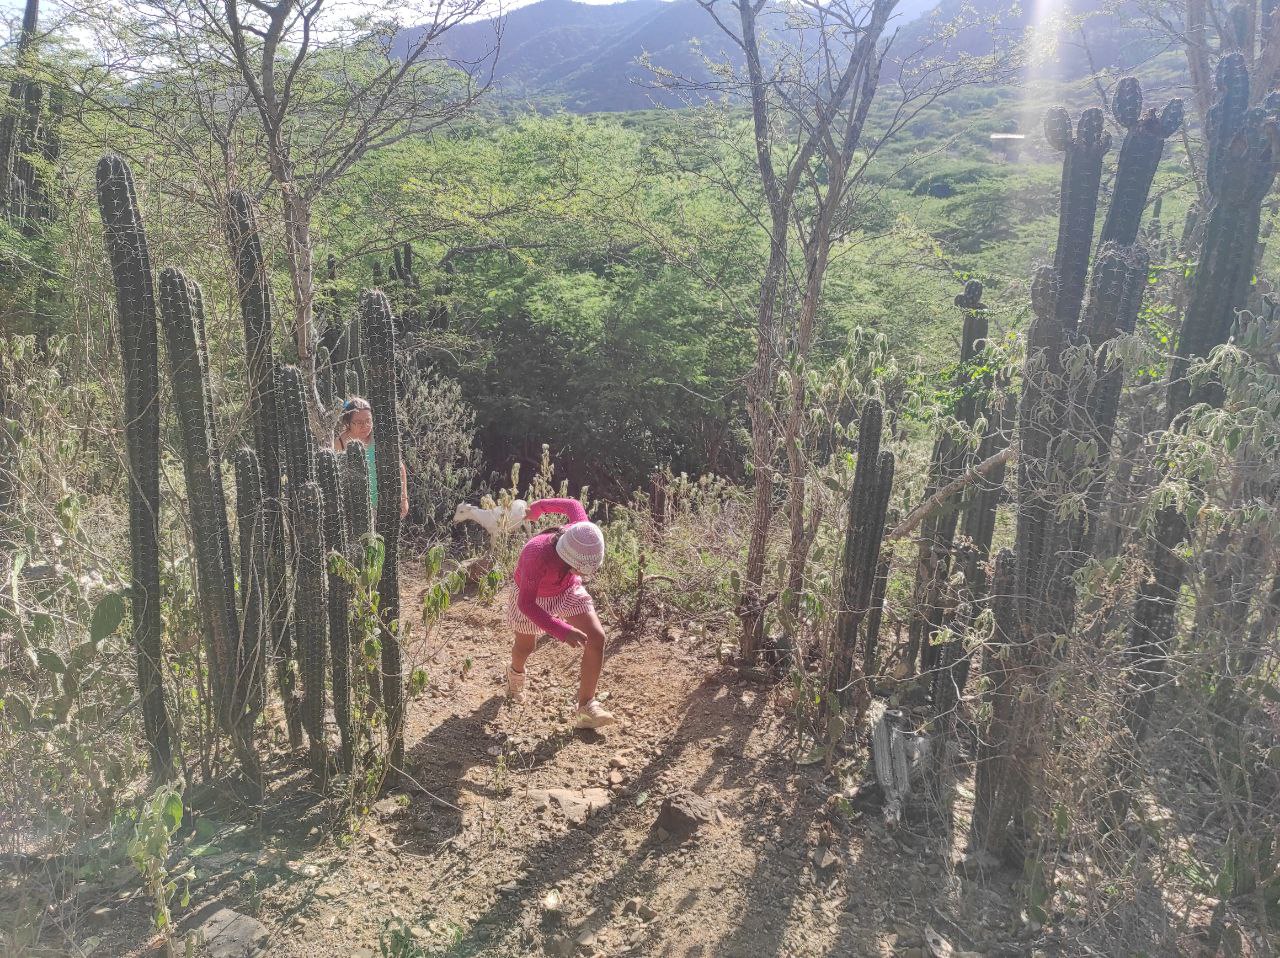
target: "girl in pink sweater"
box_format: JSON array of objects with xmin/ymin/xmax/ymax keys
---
[{"xmin": 505, "ymin": 498, "xmax": 616, "ymax": 729}]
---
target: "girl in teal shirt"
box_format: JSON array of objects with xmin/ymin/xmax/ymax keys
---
[{"xmin": 335, "ymin": 397, "xmax": 409, "ymax": 518}]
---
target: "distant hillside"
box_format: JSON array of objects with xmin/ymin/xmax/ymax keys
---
[{"xmin": 404, "ymin": 0, "xmax": 1168, "ymax": 113}]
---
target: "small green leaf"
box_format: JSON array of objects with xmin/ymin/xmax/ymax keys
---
[
  {"xmin": 163, "ymin": 792, "xmax": 184, "ymax": 832},
  {"xmin": 90, "ymin": 591, "xmax": 127, "ymax": 645}
]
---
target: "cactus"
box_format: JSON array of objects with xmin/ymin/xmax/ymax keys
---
[
  {"xmin": 971, "ymin": 85, "xmax": 1172, "ymax": 854},
  {"xmin": 95, "ymin": 155, "xmax": 174, "ymax": 777},
  {"xmin": 342, "ymin": 438, "xmax": 378, "ymax": 705},
  {"xmin": 970, "ymin": 548, "xmax": 1020, "ymax": 849},
  {"xmin": 1129, "ymin": 55, "xmax": 1280, "ymax": 739},
  {"xmin": 1045, "ymin": 107, "xmax": 1111, "ymax": 332},
  {"xmin": 318, "ymin": 450, "xmax": 354, "ymax": 772},
  {"xmin": 828, "ymin": 399, "xmax": 895, "ymax": 712},
  {"xmin": 227, "ymin": 190, "xmax": 300, "ymax": 747},
  {"xmin": 157, "ymin": 270, "xmax": 245, "ymax": 730},
  {"xmin": 0, "ymin": 0, "xmax": 55, "ymax": 232},
  {"xmin": 344, "ymin": 439, "xmax": 374, "ymax": 544},
  {"xmin": 234, "ymin": 448, "xmax": 268, "ymax": 719},
  {"xmin": 294, "ymin": 480, "xmax": 330, "ymax": 779},
  {"xmin": 316, "ymin": 346, "xmax": 336, "ymax": 411},
  {"xmin": 1099, "ymin": 78, "xmax": 1183, "ymax": 247},
  {"xmin": 278, "ymin": 363, "xmax": 316, "ymax": 495},
  {"xmin": 361, "ymin": 289, "xmax": 405, "ymax": 771}
]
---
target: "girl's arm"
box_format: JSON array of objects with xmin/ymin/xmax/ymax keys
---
[
  {"xmin": 400, "ymin": 461, "xmax": 409, "ymax": 518},
  {"xmin": 527, "ymin": 497, "xmax": 588, "ymax": 525},
  {"xmin": 515, "ymin": 568, "xmax": 578, "ymax": 642}
]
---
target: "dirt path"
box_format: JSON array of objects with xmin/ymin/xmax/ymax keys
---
[
  {"xmin": 233, "ymin": 580, "xmax": 1024, "ymax": 958},
  {"xmin": 83, "ymin": 573, "xmax": 1037, "ymax": 958}
]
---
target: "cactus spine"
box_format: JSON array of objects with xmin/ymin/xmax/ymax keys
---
[
  {"xmin": 95, "ymin": 155, "xmax": 174, "ymax": 776},
  {"xmin": 362, "ymin": 290, "xmax": 406, "ymax": 771},
  {"xmin": 227, "ymin": 190, "xmax": 300, "ymax": 747},
  {"xmin": 829, "ymin": 399, "xmax": 894, "ymax": 712},
  {"xmin": 294, "ymin": 480, "xmax": 330, "ymax": 779},
  {"xmin": 318, "ymin": 450, "xmax": 354, "ymax": 772}
]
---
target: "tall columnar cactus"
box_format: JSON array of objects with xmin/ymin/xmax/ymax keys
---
[
  {"xmin": 342, "ymin": 438, "xmax": 378, "ymax": 704},
  {"xmin": 391, "ymin": 242, "xmax": 422, "ymax": 336},
  {"xmin": 828, "ymin": 399, "xmax": 895, "ymax": 712},
  {"xmin": 970, "ymin": 89, "xmax": 1175, "ymax": 856},
  {"xmin": 1098, "ymin": 78, "xmax": 1183, "ymax": 247},
  {"xmin": 1129, "ymin": 55, "xmax": 1280, "ymax": 738},
  {"xmin": 1045, "ymin": 107, "xmax": 1111, "ymax": 332},
  {"xmin": 279, "ymin": 363, "xmax": 317, "ymax": 496},
  {"xmin": 0, "ymin": 0, "xmax": 56, "ymax": 233},
  {"xmin": 344, "ymin": 439, "xmax": 374, "ymax": 544},
  {"xmin": 970, "ymin": 548, "xmax": 1020, "ymax": 850},
  {"xmin": 95, "ymin": 155, "xmax": 174, "ymax": 776},
  {"xmin": 316, "ymin": 345, "xmax": 337, "ymax": 411},
  {"xmin": 234, "ymin": 447, "xmax": 268, "ymax": 718},
  {"xmin": 318, "ymin": 450, "xmax": 354, "ymax": 772},
  {"xmin": 227, "ymin": 192, "xmax": 283, "ymax": 502},
  {"xmin": 361, "ymin": 290, "xmax": 406, "ymax": 771},
  {"xmin": 226, "ymin": 190, "xmax": 299, "ymax": 746},
  {"xmin": 157, "ymin": 269, "xmax": 251, "ymax": 741},
  {"xmin": 1170, "ymin": 57, "xmax": 1279, "ymax": 415},
  {"xmin": 294, "ymin": 480, "xmax": 330, "ymax": 779}
]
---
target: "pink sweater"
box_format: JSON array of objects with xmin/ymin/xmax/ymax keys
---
[{"xmin": 514, "ymin": 498, "xmax": 589, "ymax": 641}]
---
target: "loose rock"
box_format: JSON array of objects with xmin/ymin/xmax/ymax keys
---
[
  {"xmin": 199, "ymin": 908, "xmax": 269, "ymax": 958},
  {"xmin": 656, "ymin": 791, "xmax": 716, "ymax": 837}
]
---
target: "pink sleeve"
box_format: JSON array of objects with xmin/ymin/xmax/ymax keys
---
[
  {"xmin": 515, "ymin": 544, "xmax": 576, "ymax": 641},
  {"xmin": 527, "ymin": 497, "xmax": 588, "ymax": 525}
]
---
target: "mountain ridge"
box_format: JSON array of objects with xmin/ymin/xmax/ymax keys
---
[{"xmin": 405, "ymin": 0, "xmax": 1165, "ymax": 113}]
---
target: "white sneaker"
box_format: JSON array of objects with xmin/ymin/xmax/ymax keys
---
[
  {"xmin": 573, "ymin": 699, "xmax": 617, "ymax": 730},
  {"xmin": 506, "ymin": 666, "xmax": 527, "ymax": 703}
]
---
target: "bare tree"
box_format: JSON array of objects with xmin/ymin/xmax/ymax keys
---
[
  {"xmin": 680, "ymin": 0, "xmax": 1010, "ymax": 662},
  {"xmin": 66, "ymin": 0, "xmax": 492, "ymax": 384}
]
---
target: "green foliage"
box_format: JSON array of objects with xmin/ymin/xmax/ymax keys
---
[{"xmin": 126, "ymin": 784, "xmax": 191, "ymax": 949}]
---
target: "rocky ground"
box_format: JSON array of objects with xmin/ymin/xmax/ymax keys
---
[{"xmin": 29, "ymin": 566, "xmax": 1221, "ymax": 958}]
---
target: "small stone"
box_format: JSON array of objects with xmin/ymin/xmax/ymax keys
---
[
  {"xmin": 372, "ymin": 796, "xmax": 407, "ymax": 821},
  {"xmin": 608, "ymin": 770, "xmax": 625, "ymax": 787},
  {"xmin": 575, "ymin": 930, "xmax": 598, "ymax": 951},
  {"xmin": 621, "ymin": 898, "xmax": 640, "ymax": 916},
  {"xmin": 608, "ymin": 755, "xmax": 629, "ymax": 770},
  {"xmin": 638, "ymin": 903, "xmax": 658, "ymax": 922},
  {"xmin": 199, "ymin": 908, "xmax": 271, "ymax": 958},
  {"xmin": 287, "ymin": 862, "xmax": 320, "ymax": 879},
  {"xmin": 487, "ymin": 745, "xmax": 503, "ymax": 757},
  {"xmin": 655, "ymin": 791, "xmax": 716, "ymax": 838}
]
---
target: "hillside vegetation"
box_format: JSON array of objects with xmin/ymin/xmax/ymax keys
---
[{"xmin": 2, "ymin": 1, "xmax": 1280, "ymax": 957}]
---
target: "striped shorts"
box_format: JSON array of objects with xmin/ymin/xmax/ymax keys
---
[{"xmin": 505, "ymin": 584, "xmax": 596, "ymax": 638}]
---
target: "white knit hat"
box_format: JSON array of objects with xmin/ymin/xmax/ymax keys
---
[{"xmin": 556, "ymin": 521, "xmax": 606, "ymax": 573}]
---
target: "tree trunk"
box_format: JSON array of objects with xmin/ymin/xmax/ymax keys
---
[
  {"xmin": 738, "ymin": 219, "xmax": 788, "ymax": 663},
  {"xmin": 281, "ymin": 184, "xmax": 316, "ymax": 372}
]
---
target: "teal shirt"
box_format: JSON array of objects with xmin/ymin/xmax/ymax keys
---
[{"xmin": 366, "ymin": 442, "xmax": 378, "ymax": 508}]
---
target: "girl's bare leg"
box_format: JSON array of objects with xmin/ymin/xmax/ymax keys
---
[
  {"xmin": 510, "ymin": 631, "xmax": 538, "ymax": 674},
  {"xmin": 566, "ymin": 608, "xmax": 607, "ymax": 708}
]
